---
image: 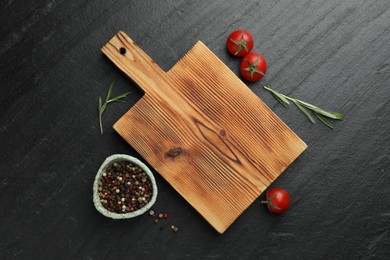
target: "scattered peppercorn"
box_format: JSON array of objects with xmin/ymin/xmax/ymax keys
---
[
  {"xmin": 148, "ymin": 209, "xmax": 176, "ymax": 232},
  {"xmin": 98, "ymin": 160, "xmax": 153, "ymax": 213},
  {"xmin": 170, "ymin": 225, "xmax": 179, "ymax": 232}
]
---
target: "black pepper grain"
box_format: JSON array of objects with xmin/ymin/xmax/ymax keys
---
[{"xmin": 98, "ymin": 161, "xmax": 153, "ymax": 213}]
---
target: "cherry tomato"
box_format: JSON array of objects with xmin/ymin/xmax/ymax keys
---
[
  {"xmin": 226, "ymin": 30, "xmax": 254, "ymax": 57},
  {"xmin": 261, "ymin": 188, "xmax": 290, "ymax": 214},
  {"xmin": 240, "ymin": 52, "xmax": 267, "ymax": 82}
]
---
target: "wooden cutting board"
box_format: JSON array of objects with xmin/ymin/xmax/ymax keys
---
[{"xmin": 102, "ymin": 31, "xmax": 307, "ymax": 233}]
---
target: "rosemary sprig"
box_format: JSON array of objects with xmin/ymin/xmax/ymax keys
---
[
  {"xmin": 98, "ymin": 81, "xmax": 131, "ymax": 134},
  {"xmin": 263, "ymin": 86, "xmax": 344, "ymax": 129}
]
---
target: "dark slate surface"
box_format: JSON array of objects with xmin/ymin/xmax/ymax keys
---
[{"xmin": 1, "ymin": 0, "xmax": 389, "ymax": 259}]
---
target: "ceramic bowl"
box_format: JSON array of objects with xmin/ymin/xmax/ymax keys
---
[{"xmin": 93, "ymin": 154, "xmax": 158, "ymax": 219}]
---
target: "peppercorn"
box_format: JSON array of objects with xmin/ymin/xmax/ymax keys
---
[{"xmin": 171, "ymin": 225, "xmax": 179, "ymax": 232}]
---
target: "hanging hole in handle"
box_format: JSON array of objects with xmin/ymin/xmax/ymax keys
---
[{"xmin": 119, "ymin": 47, "xmax": 126, "ymax": 55}]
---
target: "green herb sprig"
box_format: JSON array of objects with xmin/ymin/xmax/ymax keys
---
[
  {"xmin": 263, "ymin": 86, "xmax": 344, "ymax": 129},
  {"xmin": 98, "ymin": 81, "xmax": 131, "ymax": 134}
]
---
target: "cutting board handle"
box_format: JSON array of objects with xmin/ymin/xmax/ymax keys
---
[{"xmin": 101, "ymin": 31, "xmax": 165, "ymax": 95}]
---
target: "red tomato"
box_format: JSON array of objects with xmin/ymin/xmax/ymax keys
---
[
  {"xmin": 226, "ymin": 30, "xmax": 254, "ymax": 57},
  {"xmin": 240, "ymin": 52, "xmax": 267, "ymax": 82},
  {"xmin": 261, "ymin": 188, "xmax": 290, "ymax": 214}
]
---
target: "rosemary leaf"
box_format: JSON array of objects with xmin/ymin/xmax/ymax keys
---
[
  {"xmin": 293, "ymin": 100, "xmax": 316, "ymax": 124},
  {"xmin": 98, "ymin": 96, "xmax": 104, "ymax": 134},
  {"xmin": 271, "ymin": 93, "xmax": 290, "ymax": 107},
  {"xmin": 109, "ymin": 91, "xmax": 132, "ymax": 102},
  {"xmin": 315, "ymin": 113, "xmax": 334, "ymax": 129},
  {"xmin": 264, "ymin": 86, "xmax": 290, "ymax": 106},
  {"xmin": 110, "ymin": 99, "xmax": 127, "ymax": 103},
  {"xmin": 105, "ymin": 81, "xmax": 115, "ymax": 102},
  {"xmin": 296, "ymin": 99, "xmax": 344, "ymax": 120},
  {"xmin": 98, "ymin": 96, "xmax": 102, "ymax": 113}
]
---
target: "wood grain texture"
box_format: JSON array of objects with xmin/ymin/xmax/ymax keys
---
[{"xmin": 102, "ymin": 31, "xmax": 307, "ymax": 233}]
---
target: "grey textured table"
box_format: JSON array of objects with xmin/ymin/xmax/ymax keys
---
[{"xmin": 1, "ymin": 0, "xmax": 389, "ymax": 259}]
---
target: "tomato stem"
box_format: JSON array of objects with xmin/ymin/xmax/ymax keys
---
[
  {"xmin": 230, "ymin": 34, "xmax": 252, "ymax": 55},
  {"xmin": 243, "ymin": 58, "xmax": 265, "ymax": 79},
  {"xmin": 260, "ymin": 194, "xmax": 281, "ymax": 210}
]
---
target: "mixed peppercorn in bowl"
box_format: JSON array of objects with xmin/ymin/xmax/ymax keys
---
[{"xmin": 93, "ymin": 154, "xmax": 158, "ymax": 219}]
